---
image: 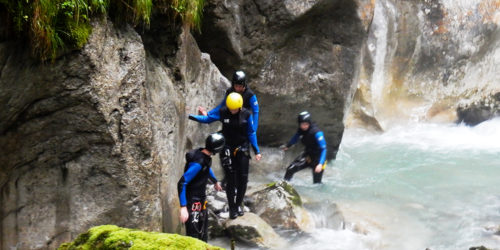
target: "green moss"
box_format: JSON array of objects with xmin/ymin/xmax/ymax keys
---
[
  {"xmin": 267, "ymin": 181, "xmax": 302, "ymax": 206},
  {"xmin": 266, "ymin": 182, "xmax": 276, "ymax": 187},
  {"xmin": 0, "ymin": 0, "xmax": 205, "ymax": 61},
  {"xmin": 58, "ymin": 225, "xmax": 225, "ymax": 250}
]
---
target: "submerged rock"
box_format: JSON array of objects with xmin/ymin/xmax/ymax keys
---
[
  {"xmin": 469, "ymin": 246, "xmax": 492, "ymax": 250},
  {"xmin": 303, "ymin": 200, "xmax": 345, "ymax": 230},
  {"xmin": 457, "ymin": 92, "xmax": 500, "ymax": 126},
  {"xmin": 58, "ymin": 225, "xmax": 223, "ymax": 250}
]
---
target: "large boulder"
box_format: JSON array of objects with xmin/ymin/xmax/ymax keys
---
[
  {"xmin": 247, "ymin": 181, "xmax": 315, "ymax": 232},
  {"xmin": 0, "ymin": 17, "xmax": 228, "ymax": 249},
  {"xmin": 196, "ymin": 0, "xmax": 368, "ymax": 159},
  {"xmin": 224, "ymin": 212, "xmax": 286, "ymax": 249},
  {"xmin": 58, "ymin": 225, "xmax": 223, "ymax": 250}
]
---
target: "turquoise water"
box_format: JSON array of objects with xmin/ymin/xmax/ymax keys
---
[
  {"xmin": 288, "ymin": 119, "xmax": 500, "ymax": 250},
  {"xmin": 212, "ymin": 119, "xmax": 500, "ymax": 249}
]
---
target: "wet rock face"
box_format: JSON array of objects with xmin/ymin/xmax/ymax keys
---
[
  {"xmin": 197, "ymin": 0, "xmax": 367, "ymax": 159},
  {"xmin": 0, "ymin": 18, "xmax": 228, "ymax": 249},
  {"xmin": 349, "ymin": 0, "xmax": 500, "ymax": 128}
]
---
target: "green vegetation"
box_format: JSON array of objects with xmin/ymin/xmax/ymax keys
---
[
  {"xmin": 0, "ymin": 0, "xmax": 205, "ymax": 61},
  {"xmin": 267, "ymin": 181, "xmax": 302, "ymax": 206},
  {"xmin": 58, "ymin": 225, "xmax": 224, "ymax": 250}
]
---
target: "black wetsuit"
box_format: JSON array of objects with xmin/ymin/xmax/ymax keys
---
[
  {"xmin": 219, "ymin": 107, "xmax": 259, "ymax": 217},
  {"xmin": 177, "ymin": 148, "xmax": 217, "ymax": 241},
  {"xmin": 189, "ymin": 106, "xmax": 260, "ymax": 218},
  {"xmin": 284, "ymin": 123, "xmax": 327, "ymax": 183}
]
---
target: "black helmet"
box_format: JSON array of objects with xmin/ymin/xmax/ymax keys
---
[
  {"xmin": 298, "ymin": 111, "xmax": 311, "ymax": 124},
  {"xmin": 232, "ymin": 70, "xmax": 246, "ymax": 87},
  {"xmin": 205, "ymin": 133, "xmax": 225, "ymax": 154}
]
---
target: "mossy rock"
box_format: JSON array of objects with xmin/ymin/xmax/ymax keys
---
[
  {"xmin": 266, "ymin": 180, "xmax": 302, "ymax": 206},
  {"xmin": 58, "ymin": 225, "xmax": 224, "ymax": 250}
]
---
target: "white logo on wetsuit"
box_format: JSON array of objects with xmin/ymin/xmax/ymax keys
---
[{"xmin": 224, "ymin": 119, "xmax": 230, "ymax": 123}]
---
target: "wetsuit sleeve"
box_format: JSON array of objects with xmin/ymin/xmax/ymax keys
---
[
  {"xmin": 315, "ymin": 131, "xmax": 327, "ymax": 165},
  {"xmin": 177, "ymin": 162, "xmax": 202, "ymax": 207},
  {"xmin": 188, "ymin": 111, "xmax": 220, "ymax": 124},
  {"xmin": 207, "ymin": 98, "xmax": 225, "ymax": 117},
  {"xmin": 249, "ymin": 95, "xmax": 259, "ymax": 130},
  {"xmin": 208, "ymin": 168, "xmax": 218, "ymax": 183},
  {"xmin": 286, "ymin": 132, "xmax": 300, "ymax": 148},
  {"xmin": 247, "ymin": 114, "xmax": 260, "ymax": 154}
]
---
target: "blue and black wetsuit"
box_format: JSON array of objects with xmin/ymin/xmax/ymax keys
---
[
  {"xmin": 177, "ymin": 148, "xmax": 217, "ymax": 241},
  {"xmin": 208, "ymin": 87, "xmax": 259, "ymax": 130},
  {"xmin": 284, "ymin": 123, "xmax": 327, "ymax": 183},
  {"xmin": 189, "ymin": 107, "xmax": 260, "ymax": 217}
]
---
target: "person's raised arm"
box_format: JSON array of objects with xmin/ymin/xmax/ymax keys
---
[
  {"xmin": 206, "ymin": 97, "xmax": 225, "ymax": 117},
  {"xmin": 188, "ymin": 110, "xmax": 221, "ymax": 123}
]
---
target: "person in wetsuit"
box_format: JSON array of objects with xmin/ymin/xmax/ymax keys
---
[
  {"xmin": 282, "ymin": 111, "xmax": 327, "ymax": 184},
  {"xmin": 198, "ymin": 70, "xmax": 259, "ymax": 131},
  {"xmin": 189, "ymin": 92, "xmax": 262, "ymax": 219},
  {"xmin": 198, "ymin": 70, "xmax": 260, "ymax": 191},
  {"xmin": 177, "ymin": 133, "xmax": 225, "ymax": 241}
]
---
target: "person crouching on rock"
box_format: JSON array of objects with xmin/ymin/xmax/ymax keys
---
[
  {"xmin": 189, "ymin": 92, "xmax": 262, "ymax": 219},
  {"xmin": 282, "ymin": 111, "xmax": 327, "ymax": 184},
  {"xmin": 177, "ymin": 133, "xmax": 224, "ymax": 241}
]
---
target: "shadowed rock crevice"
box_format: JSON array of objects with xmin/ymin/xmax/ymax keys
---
[{"xmin": 196, "ymin": 0, "xmax": 365, "ymax": 159}]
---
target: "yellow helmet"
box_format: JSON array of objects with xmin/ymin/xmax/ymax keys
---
[{"xmin": 226, "ymin": 92, "xmax": 243, "ymax": 110}]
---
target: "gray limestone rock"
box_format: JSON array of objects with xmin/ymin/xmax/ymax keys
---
[
  {"xmin": 224, "ymin": 212, "xmax": 286, "ymax": 249},
  {"xmin": 196, "ymin": 0, "xmax": 367, "ymax": 159},
  {"xmin": 247, "ymin": 181, "xmax": 315, "ymax": 232},
  {"xmin": 0, "ymin": 17, "xmax": 229, "ymax": 249}
]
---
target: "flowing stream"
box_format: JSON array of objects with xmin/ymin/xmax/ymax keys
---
[
  {"xmin": 286, "ymin": 119, "xmax": 500, "ymax": 250},
  {"xmin": 214, "ymin": 119, "xmax": 500, "ymax": 250},
  {"xmin": 212, "ymin": 1, "xmax": 500, "ymax": 249}
]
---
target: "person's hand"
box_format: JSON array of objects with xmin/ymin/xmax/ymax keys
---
[
  {"xmin": 214, "ymin": 182, "xmax": 222, "ymax": 191},
  {"xmin": 279, "ymin": 145, "xmax": 288, "ymax": 151},
  {"xmin": 314, "ymin": 164, "xmax": 323, "ymax": 173},
  {"xmin": 180, "ymin": 206, "xmax": 189, "ymax": 223},
  {"xmin": 255, "ymin": 154, "xmax": 262, "ymax": 161},
  {"xmin": 198, "ymin": 106, "xmax": 207, "ymax": 116}
]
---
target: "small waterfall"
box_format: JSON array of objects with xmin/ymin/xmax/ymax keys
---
[
  {"xmin": 368, "ymin": 0, "xmax": 395, "ymax": 105},
  {"xmin": 351, "ymin": 0, "xmax": 500, "ymax": 130}
]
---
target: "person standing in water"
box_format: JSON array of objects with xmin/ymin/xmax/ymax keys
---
[{"xmin": 282, "ymin": 111, "xmax": 327, "ymax": 184}]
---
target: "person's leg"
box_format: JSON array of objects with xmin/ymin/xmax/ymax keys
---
[
  {"xmin": 234, "ymin": 151, "xmax": 249, "ymax": 216},
  {"xmin": 284, "ymin": 153, "xmax": 309, "ymax": 181},
  {"xmin": 185, "ymin": 200, "xmax": 203, "ymax": 239},
  {"xmin": 219, "ymin": 147, "xmax": 232, "ymax": 190},
  {"xmin": 224, "ymin": 155, "xmax": 238, "ymax": 219},
  {"xmin": 200, "ymin": 202, "xmax": 208, "ymax": 242}
]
